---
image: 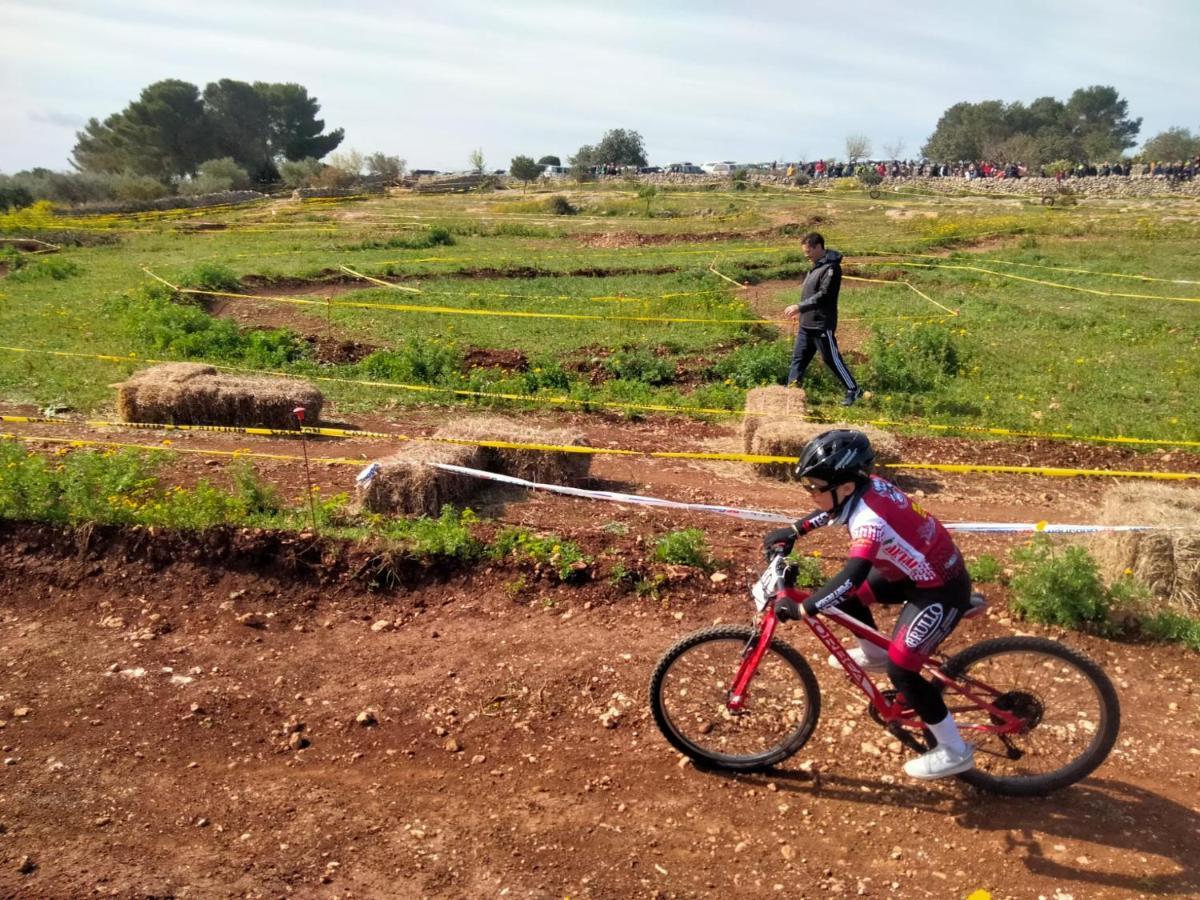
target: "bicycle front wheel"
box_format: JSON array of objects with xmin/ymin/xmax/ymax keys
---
[
  {"xmin": 649, "ymin": 625, "xmax": 820, "ymax": 771},
  {"xmin": 941, "ymin": 636, "xmax": 1120, "ymax": 796}
]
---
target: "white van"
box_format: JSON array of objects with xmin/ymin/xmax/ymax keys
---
[
  {"xmin": 542, "ymin": 165, "xmax": 570, "ymax": 178},
  {"xmin": 700, "ymin": 161, "xmax": 737, "ymax": 175}
]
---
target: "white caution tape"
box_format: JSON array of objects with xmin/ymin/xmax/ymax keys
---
[{"xmin": 431, "ymin": 464, "xmax": 1162, "ymax": 533}]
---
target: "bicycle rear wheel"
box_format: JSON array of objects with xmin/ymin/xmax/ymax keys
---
[
  {"xmin": 940, "ymin": 636, "xmax": 1120, "ymax": 796},
  {"xmin": 649, "ymin": 625, "xmax": 820, "ymax": 771}
]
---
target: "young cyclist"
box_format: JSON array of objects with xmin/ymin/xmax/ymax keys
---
[{"xmin": 762, "ymin": 429, "xmax": 978, "ymax": 779}]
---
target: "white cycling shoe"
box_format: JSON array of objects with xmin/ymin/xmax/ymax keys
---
[
  {"xmin": 827, "ymin": 646, "xmax": 890, "ymax": 673},
  {"xmin": 903, "ymin": 744, "xmax": 976, "ymax": 780}
]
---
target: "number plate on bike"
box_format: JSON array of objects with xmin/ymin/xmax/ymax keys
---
[{"xmin": 751, "ymin": 563, "xmax": 783, "ymax": 612}]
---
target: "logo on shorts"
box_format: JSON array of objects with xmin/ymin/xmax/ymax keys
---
[{"xmin": 904, "ymin": 604, "xmax": 945, "ymax": 647}]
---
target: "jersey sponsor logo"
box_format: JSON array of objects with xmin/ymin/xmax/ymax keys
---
[
  {"xmin": 872, "ymin": 478, "xmax": 908, "ymax": 508},
  {"xmin": 904, "ymin": 604, "xmax": 945, "ymax": 648}
]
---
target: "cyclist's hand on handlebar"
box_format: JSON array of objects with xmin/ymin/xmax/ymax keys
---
[
  {"xmin": 774, "ymin": 595, "xmax": 804, "ymax": 622},
  {"xmin": 762, "ymin": 526, "xmax": 797, "ymax": 559}
]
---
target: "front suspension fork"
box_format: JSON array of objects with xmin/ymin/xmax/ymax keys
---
[{"xmin": 726, "ymin": 610, "xmax": 778, "ymax": 711}]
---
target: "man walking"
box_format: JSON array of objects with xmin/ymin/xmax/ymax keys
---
[{"xmin": 785, "ymin": 232, "xmax": 862, "ymax": 406}]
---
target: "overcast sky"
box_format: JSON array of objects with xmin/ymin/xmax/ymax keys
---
[{"xmin": 2, "ymin": 0, "xmax": 1197, "ymax": 173}]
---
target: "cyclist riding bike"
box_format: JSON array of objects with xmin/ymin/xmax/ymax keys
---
[{"xmin": 763, "ymin": 429, "xmax": 978, "ymax": 779}]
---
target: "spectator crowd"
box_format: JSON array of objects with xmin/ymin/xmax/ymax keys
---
[{"xmin": 781, "ymin": 157, "xmax": 1199, "ymax": 182}]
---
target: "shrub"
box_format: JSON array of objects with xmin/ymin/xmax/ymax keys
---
[
  {"xmin": 868, "ymin": 323, "xmax": 962, "ymax": 393},
  {"xmin": 112, "ymin": 174, "xmax": 170, "ymax": 202},
  {"xmin": 711, "ymin": 341, "xmax": 789, "ymax": 387},
  {"xmin": 7, "ymin": 258, "xmax": 82, "ymax": 282},
  {"xmin": 1138, "ymin": 610, "xmax": 1200, "ymax": 652},
  {"xmin": 546, "ymin": 195, "xmax": 577, "ymax": 215},
  {"xmin": 968, "ymin": 554, "xmax": 1003, "ymax": 583},
  {"xmin": 857, "ymin": 169, "xmax": 883, "ymax": 187},
  {"xmin": 491, "ymin": 527, "xmax": 590, "ymax": 581},
  {"xmin": 0, "ymin": 183, "xmax": 34, "ymax": 211},
  {"xmin": 356, "ymin": 338, "xmax": 463, "ymax": 385},
  {"xmin": 792, "ymin": 174, "xmax": 810, "ymax": 187},
  {"xmin": 520, "ymin": 359, "xmax": 573, "ymax": 393},
  {"xmin": 279, "ymin": 158, "xmax": 323, "ymax": 189},
  {"xmin": 378, "ymin": 506, "xmax": 482, "ymax": 560},
  {"xmin": 786, "ymin": 553, "xmax": 825, "ymax": 588},
  {"xmin": 179, "ymin": 158, "xmax": 251, "ymax": 196},
  {"xmin": 112, "ymin": 285, "xmax": 308, "ymax": 368},
  {"xmin": 604, "ymin": 348, "xmax": 675, "ymax": 385},
  {"xmin": 653, "ymin": 528, "xmax": 711, "ymax": 569},
  {"xmin": 1008, "ymin": 536, "xmax": 1116, "ymax": 632},
  {"xmin": 180, "ymin": 263, "xmax": 241, "ymax": 293}
]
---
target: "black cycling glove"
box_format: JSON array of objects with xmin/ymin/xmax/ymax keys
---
[{"xmin": 762, "ymin": 526, "xmax": 797, "ymax": 558}]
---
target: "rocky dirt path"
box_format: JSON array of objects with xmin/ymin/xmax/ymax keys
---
[{"xmin": 0, "ymin": 518, "xmax": 1198, "ymax": 898}]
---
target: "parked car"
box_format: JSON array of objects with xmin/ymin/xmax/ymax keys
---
[
  {"xmin": 700, "ymin": 161, "xmax": 737, "ymax": 175},
  {"xmin": 541, "ymin": 165, "xmax": 571, "ymax": 178},
  {"xmin": 667, "ymin": 163, "xmax": 704, "ymax": 174},
  {"xmin": 638, "ymin": 166, "xmax": 663, "ymax": 174}
]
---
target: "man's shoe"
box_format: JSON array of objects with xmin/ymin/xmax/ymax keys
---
[
  {"xmin": 827, "ymin": 646, "xmax": 889, "ymax": 673},
  {"xmin": 841, "ymin": 387, "xmax": 863, "ymax": 407},
  {"xmin": 903, "ymin": 744, "xmax": 975, "ymax": 780}
]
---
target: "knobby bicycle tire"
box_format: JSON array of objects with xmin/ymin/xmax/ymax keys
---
[
  {"xmin": 939, "ymin": 635, "xmax": 1120, "ymax": 796},
  {"xmin": 649, "ymin": 625, "xmax": 821, "ymax": 771}
]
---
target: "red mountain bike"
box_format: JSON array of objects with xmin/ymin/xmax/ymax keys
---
[{"xmin": 649, "ymin": 554, "xmax": 1121, "ymax": 796}]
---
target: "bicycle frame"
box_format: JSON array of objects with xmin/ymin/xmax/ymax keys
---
[{"xmin": 728, "ymin": 587, "xmax": 1029, "ymax": 738}]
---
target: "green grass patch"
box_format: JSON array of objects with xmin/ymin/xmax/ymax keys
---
[
  {"xmin": 490, "ymin": 526, "xmax": 591, "ymax": 582},
  {"xmin": 652, "ymin": 528, "xmax": 712, "ymax": 569}
]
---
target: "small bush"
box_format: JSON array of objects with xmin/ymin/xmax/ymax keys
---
[
  {"xmin": 604, "ymin": 348, "xmax": 675, "ymax": 385},
  {"xmin": 520, "ymin": 360, "xmax": 573, "ymax": 393},
  {"xmin": 279, "ymin": 158, "xmax": 323, "ymax": 189},
  {"xmin": 857, "ymin": 169, "xmax": 883, "ymax": 187},
  {"xmin": 1009, "ymin": 537, "xmax": 1116, "ymax": 633},
  {"xmin": 653, "ymin": 528, "xmax": 711, "ymax": 569},
  {"xmin": 546, "ymin": 195, "xmax": 577, "ymax": 215},
  {"xmin": 356, "ymin": 338, "xmax": 463, "ymax": 385},
  {"xmin": 378, "ymin": 507, "xmax": 482, "ymax": 560},
  {"xmin": 180, "ymin": 263, "xmax": 241, "ymax": 293},
  {"xmin": 792, "ymin": 174, "xmax": 811, "ymax": 187},
  {"xmin": 491, "ymin": 527, "xmax": 590, "ymax": 582},
  {"xmin": 868, "ymin": 323, "xmax": 962, "ymax": 394},
  {"xmin": 1138, "ymin": 610, "xmax": 1200, "ymax": 652},
  {"xmin": 7, "ymin": 258, "xmax": 82, "ymax": 282},
  {"xmin": 968, "ymin": 554, "xmax": 1003, "ymax": 583},
  {"xmin": 113, "ymin": 285, "xmax": 308, "ymax": 368},
  {"xmin": 785, "ymin": 552, "xmax": 825, "ymax": 588},
  {"xmin": 711, "ymin": 341, "xmax": 789, "ymax": 387}
]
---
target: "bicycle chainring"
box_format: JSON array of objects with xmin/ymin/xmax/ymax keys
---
[{"xmin": 868, "ymin": 691, "xmax": 931, "ymax": 753}]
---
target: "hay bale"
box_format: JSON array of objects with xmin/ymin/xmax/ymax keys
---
[
  {"xmin": 743, "ymin": 385, "xmax": 807, "ymax": 453},
  {"xmin": 749, "ymin": 420, "xmax": 900, "ymax": 481},
  {"xmin": 114, "ymin": 363, "xmax": 323, "ymax": 429},
  {"xmin": 1090, "ymin": 482, "xmax": 1200, "ymax": 614},
  {"xmin": 434, "ymin": 416, "xmax": 592, "ymax": 484},
  {"xmin": 358, "ymin": 442, "xmax": 484, "ymax": 517}
]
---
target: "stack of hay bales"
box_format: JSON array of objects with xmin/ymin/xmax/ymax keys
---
[
  {"xmin": 741, "ymin": 386, "xmax": 899, "ymax": 480},
  {"xmin": 742, "ymin": 385, "xmax": 809, "ymax": 453},
  {"xmin": 434, "ymin": 416, "xmax": 592, "ymax": 484},
  {"xmin": 359, "ymin": 416, "xmax": 592, "ymax": 517},
  {"xmin": 115, "ymin": 363, "xmax": 322, "ymax": 430},
  {"xmin": 358, "ymin": 441, "xmax": 485, "ymax": 517},
  {"xmin": 1090, "ymin": 482, "xmax": 1200, "ymax": 614}
]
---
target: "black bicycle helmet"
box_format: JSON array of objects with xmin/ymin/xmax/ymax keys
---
[{"xmin": 794, "ymin": 429, "xmax": 875, "ymax": 484}]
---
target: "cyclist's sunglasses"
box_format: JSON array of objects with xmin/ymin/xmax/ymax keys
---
[{"xmin": 801, "ymin": 479, "xmax": 832, "ymax": 495}]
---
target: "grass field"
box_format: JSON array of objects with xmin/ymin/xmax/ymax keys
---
[{"xmin": 2, "ymin": 182, "xmax": 1198, "ymax": 444}]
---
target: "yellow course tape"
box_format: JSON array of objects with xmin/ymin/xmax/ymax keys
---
[
  {"xmin": 143, "ymin": 268, "xmax": 772, "ymax": 327},
  {"xmin": 1, "ymin": 432, "xmax": 361, "ymax": 466},
  {"xmin": 4, "ymin": 416, "xmax": 1198, "ymax": 480},
  {"xmin": 887, "ymin": 260, "xmax": 1200, "ymax": 304},
  {"xmin": 841, "ymin": 275, "xmax": 960, "ymax": 316},
  {"xmin": 4, "ymin": 344, "xmax": 1199, "ymax": 451},
  {"xmin": 917, "ymin": 254, "xmax": 1200, "ymax": 286}
]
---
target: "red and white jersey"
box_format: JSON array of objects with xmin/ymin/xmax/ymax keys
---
[{"xmin": 843, "ymin": 476, "xmax": 963, "ymax": 586}]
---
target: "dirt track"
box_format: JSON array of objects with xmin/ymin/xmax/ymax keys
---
[{"xmin": 1, "ymin": 412, "xmax": 1199, "ymax": 898}]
